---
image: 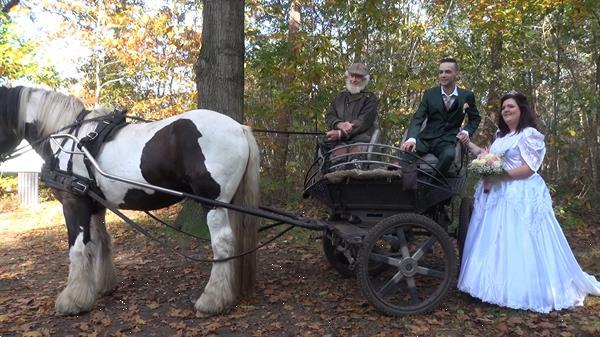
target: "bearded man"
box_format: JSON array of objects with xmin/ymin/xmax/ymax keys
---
[{"xmin": 324, "ymin": 62, "xmax": 378, "ymax": 155}]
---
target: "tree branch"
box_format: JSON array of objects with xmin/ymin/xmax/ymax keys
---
[
  {"xmin": 100, "ymin": 60, "xmax": 120, "ymax": 70},
  {"xmin": 99, "ymin": 77, "xmax": 123, "ymax": 89}
]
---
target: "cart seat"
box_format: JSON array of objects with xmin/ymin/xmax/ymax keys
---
[
  {"xmin": 402, "ymin": 119, "xmax": 465, "ymax": 177},
  {"xmin": 416, "ymin": 146, "xmax": 463, "ymax": 177},
  {"xmin": 324, "ymin": 167, "xmax": 403, "ymax": 183}
]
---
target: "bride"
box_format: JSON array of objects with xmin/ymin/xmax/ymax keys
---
[{"xmin": 458, "ymin": 91, "xmax": 600, "ymax": 313}]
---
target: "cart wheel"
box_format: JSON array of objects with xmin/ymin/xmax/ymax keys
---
[
  {"xmin": 356, "ymin": 213, "xmax": 458, "ymax": 316},
  {"xmin": 457, "ymin": 197, "xmax": 473, "ymax": 261},
  {"xmin": 322, "ymin": 231, "xmax": 355, "ymax": 278}
]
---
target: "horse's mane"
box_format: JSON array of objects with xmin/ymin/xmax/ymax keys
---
[
  {"xmin": 0, "ymin": 86, "xmax": 26, "ymax": 137},
  {"xmin": 20, "ymin": 87, "xmax": 111, "ymax": 137}
]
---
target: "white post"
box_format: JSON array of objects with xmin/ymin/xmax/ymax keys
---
[
  {"xmin": 18, "ymin": 172, "xmax": 39, "ymax": 206},
  {"xmin": 1, "ymin": 140, "xmax": 44, "ymax": 207}
]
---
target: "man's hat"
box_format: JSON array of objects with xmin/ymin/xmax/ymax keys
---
[{"xmin": 347, "ymin": 62, "xmax": 368, "ymax": 76}]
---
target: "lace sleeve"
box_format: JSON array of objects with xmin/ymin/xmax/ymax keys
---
[{"xmin": 518, "ymin": 127, "xmax": 546, "ymax": 172}]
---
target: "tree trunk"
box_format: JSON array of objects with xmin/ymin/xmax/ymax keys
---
[
  {"xmin": 94, "ymin": 2, "xmax": 102, "ymax": 106},
  {"xmin": 588, "ymin": 24, "xmax": 599, "ymax": 192},
  {"xmin": 195, "ymin": 0, "xmax": 245, "ymax": 121},
  {"xmin": 272, "ymin": 0, "xmax": 300, "ymax": 202},
  {"xmin": 193, "ymin": 0, "xmax": 253, "ymax": 300},
  {"xmin": 550, "ymin": 18, "xmax": 562, "ymax": 182},
  {"xmin": 479, "ymin": 30, "xmax": 503, "ymax": 144}
]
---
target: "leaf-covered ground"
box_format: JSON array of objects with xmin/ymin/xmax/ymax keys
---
[{"xmin": 1, "ymin": 201, "xmax": 599, "ymax": 337}]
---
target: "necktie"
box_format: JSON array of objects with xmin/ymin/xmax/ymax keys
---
[{"xmin": 443, "ymin": 94, "xmax": 452, "ymax": 110}]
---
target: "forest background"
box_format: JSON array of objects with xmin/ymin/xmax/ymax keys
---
[{"xmin": 1, "ymin": 0, "xmax": 598, "ymax": 222}]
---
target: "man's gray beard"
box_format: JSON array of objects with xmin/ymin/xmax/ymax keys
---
[{"xmin": 345, "ymin": 78, "xmax": 368, "ymax": 94}]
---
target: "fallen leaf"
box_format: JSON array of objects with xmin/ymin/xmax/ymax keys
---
[
  {"xmin": 507, "ymin": 317, "xmax": 524, "ymax": 325},
  {"xmin": 537, "ymin": 322, "xmax": 555, "ymax": 329},
  {"xmin": 581, "ymin": 325, "xmax": 600, "ymax": 334},
  {"xmin": 495, "ymin": 322, "xmax": 508, "ymax": 333},
  {"xmin": 202, "ymin": 322, "xmax": 222, "ymax": 333},
  {"xmin": 307, "ymin": 322, "xmax": 321, "ymax": 329},
  {"xmin": 79, "ymin": 322, "xmax": 91, "ymax": 332},
  {"xmin": 22, "ymin": 331, "xmax": 43, "ymax": 337}
]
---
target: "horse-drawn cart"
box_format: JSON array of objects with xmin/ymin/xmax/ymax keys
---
[
  {"xmin": 302, "ymin": 142, "xmax": 472, "ymax": 315},
  {"xmin": 45, "ymin": 134, "xmax": 472, "ymax": 317},
  {"xmin": 0, "ymin": 86, "xmax": 473, "ymax": 317}
]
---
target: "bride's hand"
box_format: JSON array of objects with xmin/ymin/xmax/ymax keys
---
[{"xmin": 477, "ymin": 147, "xmax": 490, "ymax": 158}]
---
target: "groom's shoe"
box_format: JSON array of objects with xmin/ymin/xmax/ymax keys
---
[{"xmin": 347, "ymin": 215, "xmax": 362, "ymax": 224}]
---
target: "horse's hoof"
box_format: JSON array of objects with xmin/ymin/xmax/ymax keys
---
[
  {"xmin": 55, "ymin": 287, "xmax": 95, "ymax": 315},
  {"xmin": 194, "ymin": 292, "xmax": 232, "ymax": 316},
  {"xmin": 55, "ymin": 298, "xmax": 91, "ymax": 316}
]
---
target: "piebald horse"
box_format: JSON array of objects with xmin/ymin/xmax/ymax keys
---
[{"xmin": 0, "ymin": 86, "xmax": 260, "ymax": 315}]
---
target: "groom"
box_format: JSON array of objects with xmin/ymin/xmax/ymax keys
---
[{"xmin": 400, "ymin": 58, "xmax": 481, "ymax": 176}]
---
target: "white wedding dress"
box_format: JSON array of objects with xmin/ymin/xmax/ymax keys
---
[{"xmin": 458, "ymin": 127, "xmax": 600, "ymax": 313}]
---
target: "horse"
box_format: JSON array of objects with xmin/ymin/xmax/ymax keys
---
[{"xmin": 0, "ymin": 86, "xmax": 260, "ymax": 316}]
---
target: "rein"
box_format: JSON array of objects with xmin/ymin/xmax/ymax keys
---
[
  {"xmin": 94, "ymin": 189, "xmax": 294, "ymax": 263},
  {"xmin": 127, "ymin": 114, "xmax": 325, "ymax": 136},
  {"xmin": 252, "ymin": 128, "xmax": 324, "ymax": 136},
  {"xmin": 85, "ymin": 190, "xmax": 295, "ymax": 263},
  {"xmin": 143, "ymin": 211, "xmax": 287, "ymax": 242}
]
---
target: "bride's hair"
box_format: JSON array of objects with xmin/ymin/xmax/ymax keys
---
[{"xmin": 497, "ymin": 92, "xmax": 538, "ymax": 137}]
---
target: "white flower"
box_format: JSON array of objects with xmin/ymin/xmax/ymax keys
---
[{"xmin": 468, "ymin": 153, "xmax": 504, "ymax": 176}]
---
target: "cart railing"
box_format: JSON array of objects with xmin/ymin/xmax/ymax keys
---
[{"xmin": 303, "ymin": 142, "xmax": 454, "ymax": 194}]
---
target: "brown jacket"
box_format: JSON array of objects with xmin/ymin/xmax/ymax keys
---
[{"xmin": 325, "ymin": 90, "xmax": 378, "ymax": 143}]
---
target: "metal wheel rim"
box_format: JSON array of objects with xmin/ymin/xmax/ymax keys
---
[{"xmin": 357, "ymin": 214, "xmax": 457, "ymax": 315}]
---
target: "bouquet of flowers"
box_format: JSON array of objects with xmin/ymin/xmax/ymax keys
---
[{"xmin": 468, "ymin": 152, "xmax": 504, "ymax": 192}]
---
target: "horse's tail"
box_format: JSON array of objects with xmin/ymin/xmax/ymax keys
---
[{"xmin": 230, "ymin": 125, "xmax": 260, "ymax": 298}]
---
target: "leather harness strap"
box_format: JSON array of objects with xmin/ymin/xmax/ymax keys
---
[
  {"xmin": 42, "ymin": 109, "xmax": 128, "ymax": 200},
  {"xmin": 77, "ymin": 110, "xmax": 127, "ymax": 179},
  {"xmin": 65, "ymin": 109, "xmax": 91, "ymax": 173}
]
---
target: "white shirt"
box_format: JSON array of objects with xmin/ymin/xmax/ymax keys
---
[{"xmin": 441, "ymin": 85, "xmax": 458, "ymax": 110}]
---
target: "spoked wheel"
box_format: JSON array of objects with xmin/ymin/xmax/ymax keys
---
[
  {"xmin": 356, "ymin": 213, "xmax": 458, "ymax": 316},
  {"xmin": 457, "ymin": 197, "xmax": 474, "ymax": 261},
  {"xmin": 323, "ymin": 230, "xmax": 356, "ymax": 278}
]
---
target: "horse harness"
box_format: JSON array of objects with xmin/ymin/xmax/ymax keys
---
[{"xmin": 41, "ymin": 109, "xmax": 128, "ymax": 198}]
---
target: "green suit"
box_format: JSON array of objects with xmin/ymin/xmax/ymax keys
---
[{"xmin": 406, "ymin": 86, "xmax": 481, "ymax": 175}]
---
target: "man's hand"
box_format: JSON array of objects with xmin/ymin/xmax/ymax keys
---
[
  {"xmin": 336, "ymin": 121, "xmax": 353, "ymax": 135},
  {"xmin": 456, "ymin": 132, "xmax": 470, "ymax": 144},
  {"xmin": 400, "ymin": 140, "xmax": 416, "ymax": 152},
  {"xmin": 326, "ymin": 129, "xmax": 341, "ymax": 141}
]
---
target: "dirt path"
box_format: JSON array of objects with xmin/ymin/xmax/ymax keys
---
[{"xmin": 1, "ymin": 202, "xmax": 599, "ymax": 337}]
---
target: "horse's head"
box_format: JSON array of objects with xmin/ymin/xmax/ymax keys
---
[{"xmin": 0, "ymin": 86, "xmax": 25, "ymax": 161}]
